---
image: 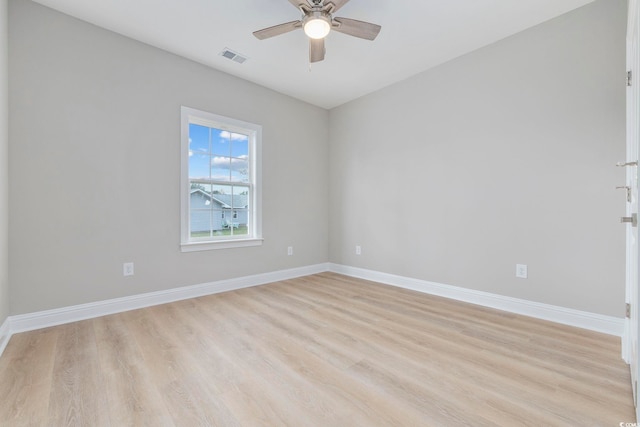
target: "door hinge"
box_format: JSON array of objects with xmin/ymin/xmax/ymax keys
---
[
  {"xmin": 621, "ymin": 214, "xmax": 638, "ymax": 227},
  {"xmin": 628, "ymin": 70, "xmax": 633, "ymax": 87},
  {"xmin": 627, "ymin": 302, "xmax": 631, "ymax": 318}
]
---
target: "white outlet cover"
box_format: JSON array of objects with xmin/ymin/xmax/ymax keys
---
[
  {"xmin": 287, "ymin": 246, "xmax": 293, "ymax": 256},
  {"xmin": 355, "ymin": 245, "xmax": 362, "ymax": 255},
  {"xmin": 123, "ymin": 262, "xmax": 134, "ymax": 276},
  {"xmin": 516, "ymin": 264, "xmax": 528, "ymax": 279}
]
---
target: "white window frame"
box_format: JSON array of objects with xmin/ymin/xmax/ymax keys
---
[{"xmin": 180, "ymin": 106, "xmax": 262, "ymax": 252}]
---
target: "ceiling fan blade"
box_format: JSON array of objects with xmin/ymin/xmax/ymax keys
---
[
  {"xmin": 324, "ymin": 0, "xmax": 351, "ymax": 13},
  {"xmin": 253, "ymin": 21, "xmax": 301, "ymax": 40},
  {"xmin": 309, "ymin": 38, "xmax": 325, "ymax": 63},
  {"xmin": 332, "ymin": 17, "xmax": 381, "ymax": 40}
]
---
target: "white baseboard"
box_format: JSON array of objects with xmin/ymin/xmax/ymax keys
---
[
  {"xmin": 0, "ymin": 317, "xmax": 9, "ymax": 357},
  {"xmin": 8, "ymin": 263, "xmax": 330, "ymax": 336},
  {"xmin": 329, "ymin": 263, "xmax": 625, "ymax": 337}
]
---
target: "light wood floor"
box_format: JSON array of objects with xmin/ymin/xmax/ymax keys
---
[{"xmin": 0, "ymin": 272, "xmax": 635, "ymax": 426}]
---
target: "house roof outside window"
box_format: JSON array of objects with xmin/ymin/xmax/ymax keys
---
[{"xmin": 190, "ymin": 189, "xmax": 248, "ymax": 209}]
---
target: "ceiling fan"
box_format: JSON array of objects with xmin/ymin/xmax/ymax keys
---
[{"xmin": 253, "ymin": 0, "xmax": 381, "ymax": 63}]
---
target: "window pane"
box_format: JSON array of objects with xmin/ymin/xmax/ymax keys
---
[
  {"xmin": 211, "ymin": 185, "xmax": 233, "ymax": 215},
  {"xmin": 189, "ymin": 153, "xmax": 210, "ymax": 180},
  {"xmin": 190, "ymin": 209, "xmax": 211, "ymax": 238},
  {"xmin": 230, "ymin": 157, "xmax": 249, "ymax": 183},
  {"xmin": 190, "ymin": 181, "xmax": 212, "ymax": 238},
  {"xmin": 231, "ymin": 134, "xmax": 248, "ymax": 158},
  {"xmin": 211, "ymin": 129, "xmax": 231, "ymax": 157},
  {"xmin": 211, "ymin": 210, "xmax": 224, "ymax": 233},
  {"xmin": 211, "ymin": 156, "xmax": 231, "ymax": 181},
  {"xmin": 212, "ymin": 184, "xmax": 235, "ymax": 234},
  {"xmin": 189, "ymin": 182, "xmax": 212, "ymax": 209},
  {"xmin": 189, "ymin": 124, "xmax": 210, "ymax": 154},
  {"xmin": 212, "ymin": 184, "xmax": 233, "ymax": 197},
  {"xmin": 230, "ymin": 187, "xmax": 249, "ymax": 237},
  {"xmin": 232, "ymin": 209, "xmax": 249, "ymax": 236},
  {"xmin": 218, "ymin": 208, "xmax": 233, "ymax": 232},
  {"xmin": 231, "ymin": 186, "xmax": 249, "ymax": 209}
]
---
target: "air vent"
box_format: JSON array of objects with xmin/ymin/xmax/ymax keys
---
[{"xmin": 220, "ymin": 48, "xmax": 248, "ymax": 64}]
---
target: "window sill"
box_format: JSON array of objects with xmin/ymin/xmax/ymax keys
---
[{"xmin": 180, "ymin": 238, "xmax": 264, "ymax": 252}]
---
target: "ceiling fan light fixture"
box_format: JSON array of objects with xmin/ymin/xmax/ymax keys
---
[
  {"xmin": 303, "ymin": 13, "xmax": 331, "ymax": 39},
  {"xmin": 252, "ymin": 0, "xmax": 381, "ymax": 63}
]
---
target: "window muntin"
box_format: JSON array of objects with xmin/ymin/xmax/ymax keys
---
[{"xmin": 181, "ymin": 107, "xmax": 261, "ymax": 251}]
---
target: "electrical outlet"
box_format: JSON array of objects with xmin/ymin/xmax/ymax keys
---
[
  {"xmin": 355, "ymin": 245, "xmax": 362, "ymax": 255},
  {"xmin": 123, "ymin": 262, "xmax": 134, "ymax": 277},
  {"xmin": 516, "ymin": 264, "xmax": 527, "ymax": 279},
  {"xmin": 287, "ymin": 246, "xmax": 293, "ymax": 256}
]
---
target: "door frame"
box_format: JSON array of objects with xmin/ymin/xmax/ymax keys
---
[{"xmin": 625, "ymin": 0, "xmax": 640, "ymax": 418}]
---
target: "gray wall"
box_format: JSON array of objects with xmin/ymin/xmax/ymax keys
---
[
  {"xmin": 0, "ymin": 0, "xmax": 8, "ymax": 326},
  {"xmin": 8, "ymin": 0, "xmax": 329, "ymax": 314},
  {"xmin": 329, "ymin": 0, "xmax": 627, "ymax": 317}
]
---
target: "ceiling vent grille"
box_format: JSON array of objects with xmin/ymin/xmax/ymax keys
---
[{"xmin": 220, "ymin": 48, "xmax": 247, "ymax": 64}]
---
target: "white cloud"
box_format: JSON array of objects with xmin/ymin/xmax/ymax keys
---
[
  {"xmin": 220, "ymin": 131, "xmax": 248, "ymax": 141},
  {"xmin": 211, "ymin": 156, "xmax": 248, "ymax": 175}
]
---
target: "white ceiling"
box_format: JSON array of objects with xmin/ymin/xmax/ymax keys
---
[{"xmin": 31, "ymin": 0, "xmax": 596, "ymax": 109}]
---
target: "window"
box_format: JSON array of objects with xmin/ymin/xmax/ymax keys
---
[{"xmin": 181, "ymin": 107, "xmax": 262, "ymax": 251}]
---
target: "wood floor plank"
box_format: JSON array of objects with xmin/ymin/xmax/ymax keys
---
[
  {"xmin": 92, "ymin": 314, "xmax": 174, "ymax": 426},
  {"xmin": 0, "ymin": 273, "xmax": 635, "ymax": 425},
  {"xmin": 0, "ymin": 327, "xmax": 58, "ymax": 426},
  {"xmin": 46, "ymin": 320, "xmax": 111, "ymax": 426}
]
